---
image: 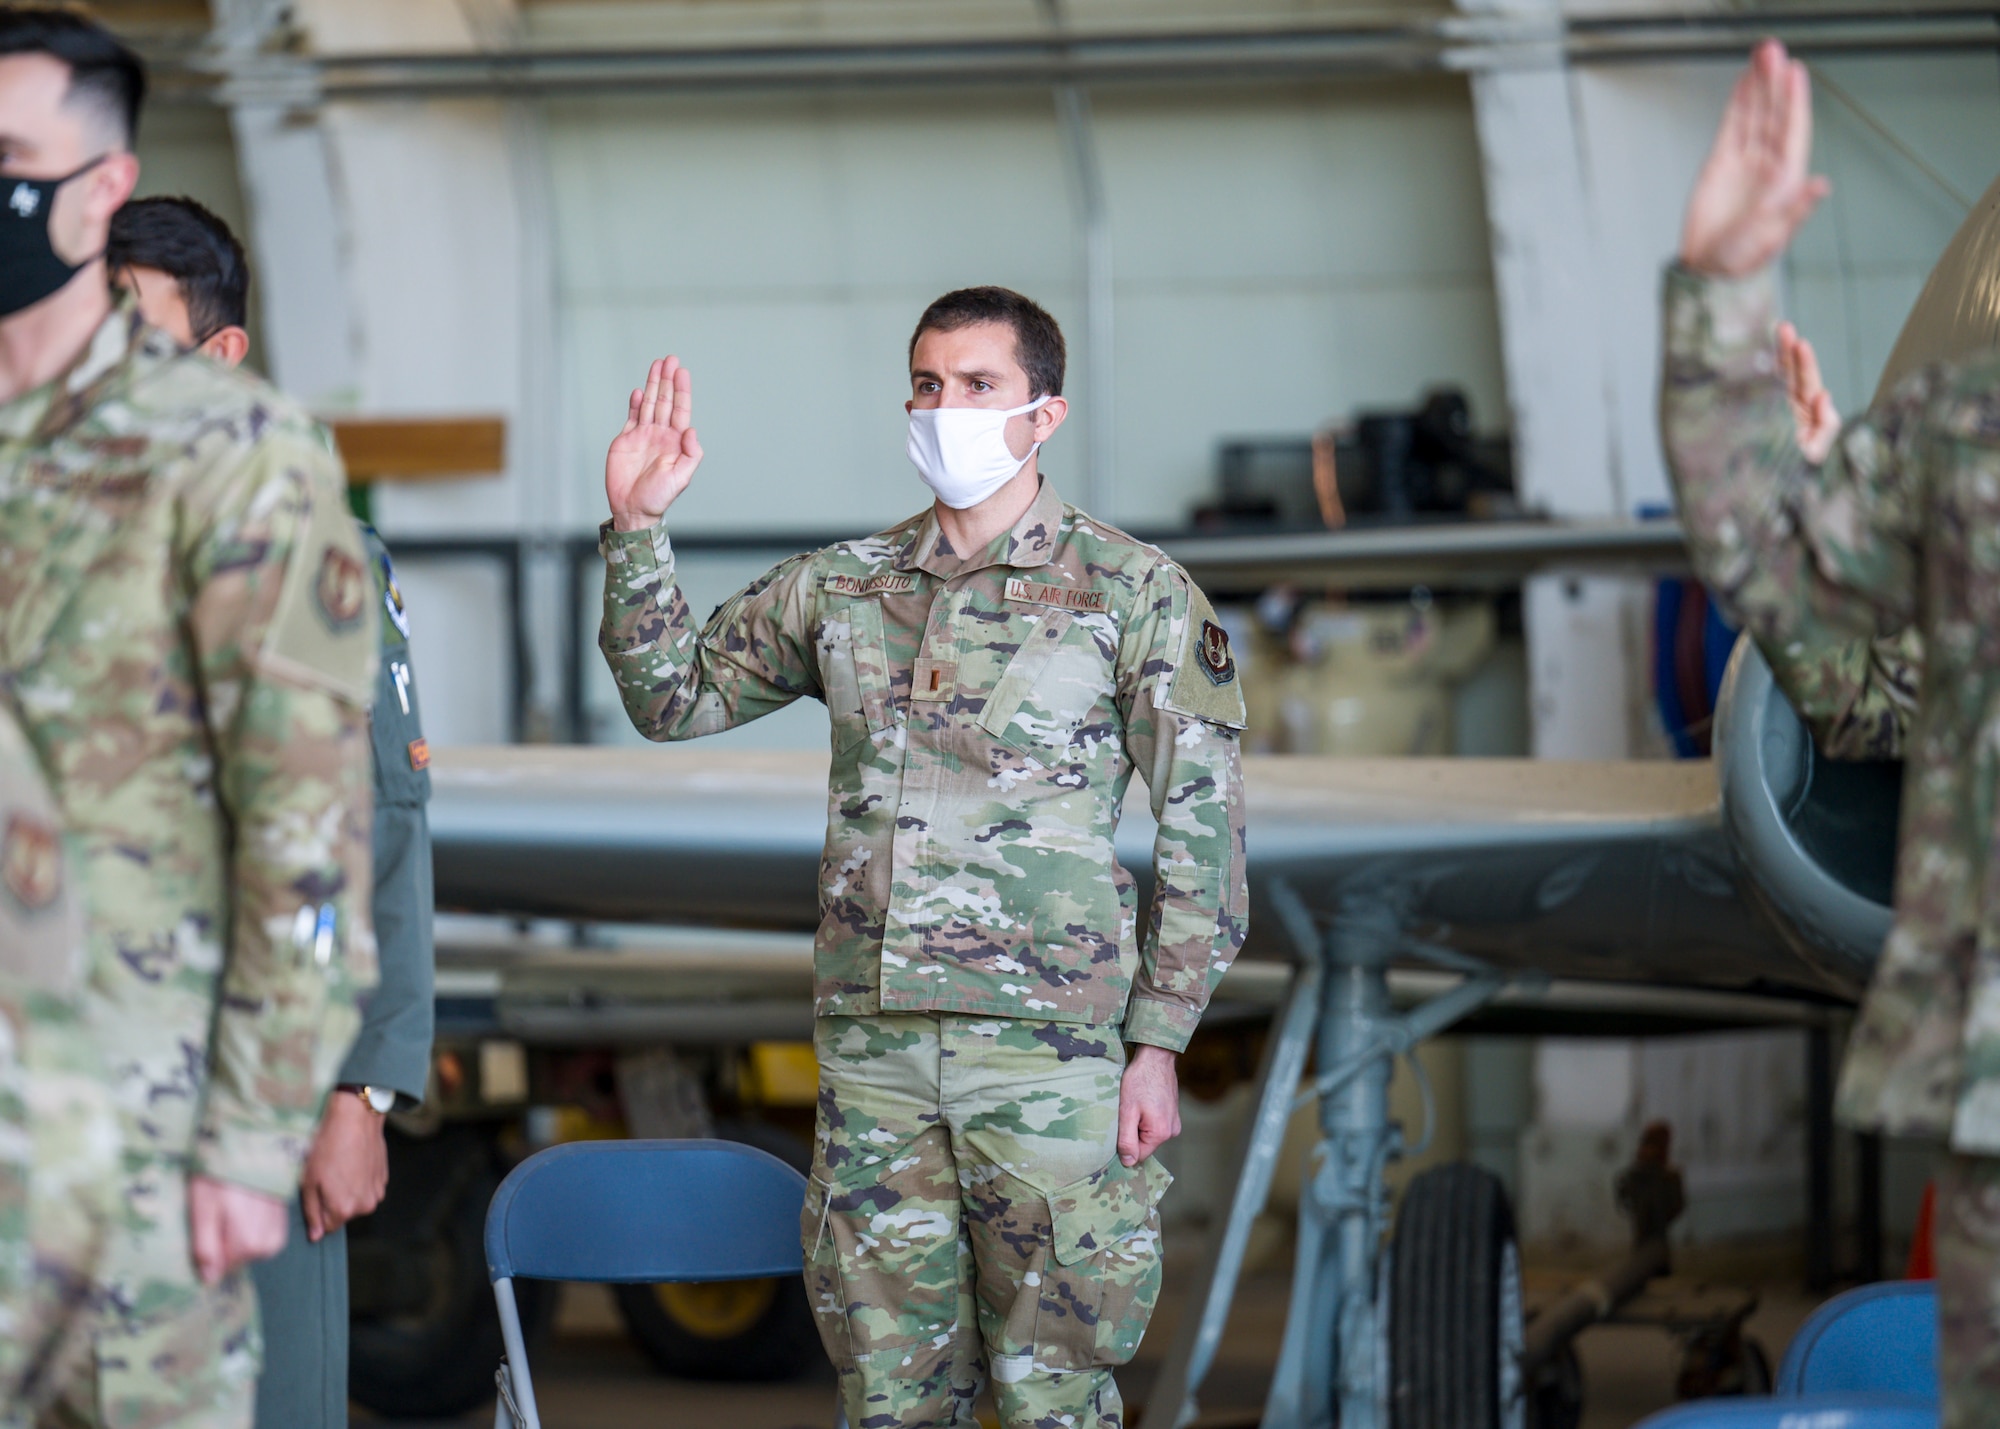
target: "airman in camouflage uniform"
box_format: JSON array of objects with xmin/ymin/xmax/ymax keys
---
[
  {"xmin": 600, "ymin": 297, "xmax": 1247, "ymax": 1427},
  {"xmin": 0, "ymin": 701, "xmax": 118, "ymax": 1426},
  {"xmin": 0, "ymin": 299, "xmax": 377, "ymax": 1427},
  {"xmin": 1760, "ymin": 628, "xmax": 1919, "ymax": 762},
  {"xmin": 1660, "ymin": 39, "xmax": 2000, "ymax": 1424}
]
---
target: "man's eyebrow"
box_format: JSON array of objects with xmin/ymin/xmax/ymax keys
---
[
  {"xmin": 952, "ymin": 366, "xmax": 1007, "ymax": 384},
  {"xmin": 910, "ymin": 366, "xmax": 943, "ymax": 383}
]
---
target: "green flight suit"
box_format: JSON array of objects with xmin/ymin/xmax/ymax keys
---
[{"xmin": 250, "ymin": 528, "xmax": 434, "ymax": 1429}]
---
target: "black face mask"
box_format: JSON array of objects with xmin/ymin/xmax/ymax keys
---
[{"xmin": 0, "ymin": 157, "xmax": 106, "ymax": 320}]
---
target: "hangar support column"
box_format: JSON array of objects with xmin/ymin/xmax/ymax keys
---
[{"xmin": 209, "ymin": 0, "xmax": 559, "ymax": 745}]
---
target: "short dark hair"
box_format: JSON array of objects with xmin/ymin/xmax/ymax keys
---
[
  {"xmin": 909, "ymin": 286, "xmax": 1066, "ymax": 399},
  {"xmin": 0, "ymin": 6, "xmax": 146, "ymax": 146},
  {"xmin": 108, "ymin": 196, "xmax": 249, "ymax": 340}
]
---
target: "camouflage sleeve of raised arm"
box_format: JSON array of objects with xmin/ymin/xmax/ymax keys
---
[
  {"xmin": 1764, "ymin": 627, "xmax": 1922, "ymax": 761},
  {"xmin": 184, "ymin": 430, "xmax": 378, "ymax": 1197},
  {"xmin": 1660, "ymin": 264, "xmax": 1928, "ymax": 658},
  {"xmin": 1117, "ymin": 559, "xmax": 1249, "ymax": 1052},
  {"xmin": 598, "ymin": 521, "xmax": 821, "ymax": 741}
]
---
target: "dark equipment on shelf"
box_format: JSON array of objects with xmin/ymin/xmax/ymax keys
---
[{"xmin": 1196, "ymin": 386, "xmax": 1515, "ymax": 533}]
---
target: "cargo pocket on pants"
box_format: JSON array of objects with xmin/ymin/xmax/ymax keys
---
[
  {"xmin": 1036, "ymin": 1156, "xmax": 1173, "ymax": 1370},
  {"xmin": 801, "ymin": 1150, "xmax": 961, "ymax": 1381},
  {"xmin": 801, "ymin": 1176, "xmax": 853, "ymax": 1363}
]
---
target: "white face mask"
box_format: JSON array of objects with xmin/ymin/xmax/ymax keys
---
[{"xmin": 906, "ymin": 396, "xmax": 1049, "ymax": 510}]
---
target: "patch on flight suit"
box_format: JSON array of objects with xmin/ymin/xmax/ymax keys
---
[
  {"xmin": 261, "ymin": 489, "xmax": 378, "ymax": 706},
  {"xmin": 408, "ymin": 738, "xmax": 431, "ymax": 773},
  {"xmin": 2, "ymin": 814, "xmax": 60, "ymax": 911},
  {"xmin": 1004, "ymin": 577, "xmax": 1110, "ymax": 613},
  {"xmin": 381, "ymin": 553, "xmax": 410, "ymax": 639},
  {"xmin": 1157, "ymin": 581, "xmax": 1248, "ymax": 731},
  {"xmin": 825, "ymin": 573, "xmax": 915, "ymax": 597}
]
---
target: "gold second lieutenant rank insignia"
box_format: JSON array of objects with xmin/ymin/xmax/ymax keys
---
[{"xmin": 1199, "ymin": 620, "xmax": 1236, "ymax": 685}]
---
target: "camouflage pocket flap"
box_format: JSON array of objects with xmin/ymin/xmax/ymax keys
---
[{"xmin": 1048, "ymin": 1156, "xmax": 1173, "ymax": 1266}]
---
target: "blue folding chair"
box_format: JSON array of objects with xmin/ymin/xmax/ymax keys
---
[
  {"xmin": 1633, "ymin": 1393, "xmax": 1937, "ymax": 1428},
  {"xmin": 1776, "ymin": 1281, "xmax": 1938, "ymax": 1402},
  {"xmin": 484, "ymin": 1138, "xmax": 811, "ymax": 1429}
]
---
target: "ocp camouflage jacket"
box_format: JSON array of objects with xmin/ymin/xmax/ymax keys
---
[
  {"xmin": 0, "ymin": 303, "xmax": 377, "ymax": 1197},
  {"xmin": 600, "ymin": 479, "xmax": 1248, "ymax": 1051},
  {"xmin": 1660, "ymin": 263, "xmax": 2000, "ymax": 1151}
]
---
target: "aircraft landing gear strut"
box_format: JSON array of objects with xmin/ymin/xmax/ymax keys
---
[{"xmin": 1150, "ymin": 879, "xmax": 1545, "ymax": 1429}]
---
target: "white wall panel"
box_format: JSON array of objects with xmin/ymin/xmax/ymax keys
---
[
  {"xmin": 1785, "ymin": 54, "xmax": 2000, "ymax": 413},
  {"xmin": 544, "ymin": 79, "xmax": 1502, "ymax": 535},
  {"xmin": 546, "ymin": 91, "xmax": 1077, "ymax": 536},
  {"xmin": 131, "ymin": 104, "xmax": 263, "ymax": 366},
  {"xmin": 1098, "ymin": 79, "xmax": 1504, "ymax": 526}
]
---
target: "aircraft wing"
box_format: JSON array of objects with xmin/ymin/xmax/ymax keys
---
[{"xmin": 432, "ymin": 639, "xmax": 1892, "ymax": 1004}]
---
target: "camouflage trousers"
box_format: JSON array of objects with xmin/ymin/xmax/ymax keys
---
[
  {"xmin": 37, "ymin": 1152, "xmax": 259, "ymax": 1429},
  {"xmin": 1938, "ymin": 1153, "xmax": 2000, "ymax": 1428},
  {"xmin": 0, "ymin": 990, "xmax": 118, "ymax": 1429},
  {"xmin": 805, "ymin": 1014, "xmax": 1171, "ymax": 1429}
]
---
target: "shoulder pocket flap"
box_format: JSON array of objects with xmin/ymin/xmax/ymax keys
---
[
  {"xmin": 261, "ymin": 495, "xmax": 377, "ymax": 706},
  {"xmin": 1049, "ymin": 1156, "xmax": 1174, "ymax": 1266},
  {"xmin": 1157, "ymin": 587, "xmax": 1247, "ymax": 732}
]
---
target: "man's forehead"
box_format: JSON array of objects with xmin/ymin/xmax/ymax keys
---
[
  {"xmin": 910, "ymin": 321, "xmax": 1024, "ymax": 376},
  {"xmin": 0, "ymin": 53, "xmax": 87, "ymax": 159}
]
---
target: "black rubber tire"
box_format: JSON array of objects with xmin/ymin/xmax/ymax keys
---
[
  {"xmin": 1526, "ymin": 1343, "xmax": 1583, "ymax": 1429},
  {"xmin": 348, "ymin": 1123, "xmax": 556, "ymax": 1419},
  {"xmin": 1389, "ymin": 1162, "xmax": 1525, "ymax": 1429},
  {"xmin": 1740, "ymin": 1337, "xmax": 1773, "ymax": 1395},
  {"xmin": 613, "ymin": 1118, "xmax": 824, "ymax": 1382}
]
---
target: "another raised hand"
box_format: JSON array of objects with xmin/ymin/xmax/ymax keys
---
[
  {"xmin": 1680, "ymin": 39, "xmax": 1831, "ymax": 279},
  {"xmin": 606, "ymin": 356, "xmax": 704, "ymax": 532},
  {"xmin": 1777, "ymin": 322, "xmax": 1840, "ymax": 462}
]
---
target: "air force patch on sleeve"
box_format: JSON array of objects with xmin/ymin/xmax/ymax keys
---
[
  {"xmin": 1158, "ymin": 577, "xmax": 1248, "ymax": 730},
  {"xmin": 315, "ymin": 547, "xmax": 368, "ymax": 633},
  {"xmin": 1198, "ymin": 619, "xmax": 1236, "ymax": 685},
  {"xmin": 260, "ymin": 492, "xmax": 379, "ymax": 706},
  {"xmin": 2, "ymin": 815, "xmax": 60, "ymax": 912}
]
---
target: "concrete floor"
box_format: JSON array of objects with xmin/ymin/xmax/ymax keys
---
[{"xmin": 361, "ymin": 1252, "xmax": 1831, "ymax": 1429}]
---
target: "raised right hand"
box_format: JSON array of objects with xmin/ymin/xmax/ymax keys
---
[
  {"xmin": 1679, "ymin": 40, "xmax": 1830, "ymax": 279},
  {"xmin": 1777, "ymin": 321, "xmax": 1840, "ymax": 462},
  {"xmin": 606, "ymin": 356, "xmax": 703, "ymax": 532}
]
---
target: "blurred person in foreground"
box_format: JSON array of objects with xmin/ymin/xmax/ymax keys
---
[
  {"xmin": 0, "ymin": 691, "xmax": 119, "ymax": 1423},
  {"xmin": 0, "ymin": 8, "xmax": 377, "ymax": 1425},
  {"xmin": 109, "ymin": 194, "xmax": 437, "ymax": 1429},
  {"xmin": 1660, "ymin": 38, "xmax": 2000, "ymax": 1421},
  {"xmin": 597, "ymin": 288, "xmax": 1248, "ymax": 1428}
]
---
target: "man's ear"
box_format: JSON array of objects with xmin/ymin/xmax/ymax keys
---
[
  {"xmin": 1033, "ymin": 396, "xmax": 1068, "ymax": 439},
  {"xmin": 90, "ymin": 153, "xmax": 140, "ymax": 222},
  {"xmin": 199, "ymin": 325, "xmax": 251, "ymax": 369}
]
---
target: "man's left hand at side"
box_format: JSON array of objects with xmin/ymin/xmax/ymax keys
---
[
  {"xmin": 1117, "ymin": 1045, "xmax": 1183, "ymax": 1167},
  {"xmin": 299, "ymin": 1089, "xmax": 390, "ymax": 1243}
]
